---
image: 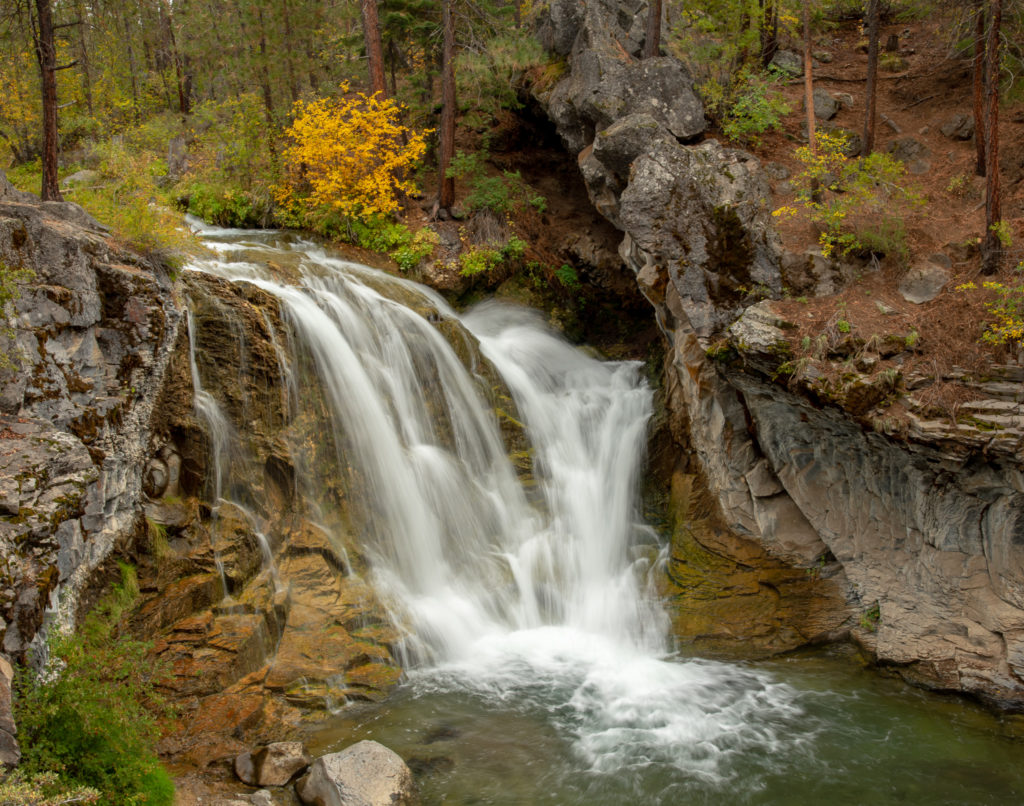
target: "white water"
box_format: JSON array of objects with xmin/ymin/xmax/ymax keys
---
[{"xmin": 184, "ymin": 223, "xmax": 805, "ymax": 785}]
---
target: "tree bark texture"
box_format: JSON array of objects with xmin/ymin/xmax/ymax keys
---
[
  {"xmin": 981, "ymin": 0, "xmax": 1002, "ymax": 274},
  {"xmin": 434, "ymin": 0, "xmax": 456, "ymax": 215},
  {"xmin": 34, "ymin": 0, "xmax": 62, "ymax": 201},
  {"xmin": 861, "ymin": 0, "xmax": 879, "ymax": 156},
  {"xmin": 360, "ymin": 0, "xmax": 387, "ymax": 96},
  {"xmin": 973, "ymin": 0, "xmax": 986, "ymax": 176},
  {"xmin": 642, "ymin": 0, "xmax": 662, "ymax": 59}
]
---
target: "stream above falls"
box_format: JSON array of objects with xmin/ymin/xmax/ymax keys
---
[{"xmin": 182, "ymin": 221, "xmax": 1024, "ymax": 805}]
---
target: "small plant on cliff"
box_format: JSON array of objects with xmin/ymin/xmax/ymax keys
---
[
  {"xmin": 276, "ymin": 85, "xmax": 429, "ymax": 234},
  {"xmin": 15, "ymin": 563, "xmax": 174, "ymax": 806},
  {"xmin": 774, "ymin": 130, "xmax": 923, "ymax": 261},
  {"xmin": 0, "ymin": 259, "xmax": 33, "ymax": 369}
]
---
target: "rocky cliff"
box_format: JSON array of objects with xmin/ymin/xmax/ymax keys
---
[
  {"xmin": 0, "ymin": 173, "xmax": 180, "ymax": 661},
  {"xmin": 532, "ymin": 0, "xmax": 1024, "ymax": 707}
]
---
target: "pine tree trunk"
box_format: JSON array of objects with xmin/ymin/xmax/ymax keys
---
[
  {"xmin": 361, "ymin": 0, "xmax": 387, "ymax": 97},
  {"xmin": 760, "ymin": 0, "xmax": 778, "ymax": 68},
  {"xmin": 803, "ymin": 0, "xmax": 819, "ymax": 201},
  {"xmin": 642, "ymin": 0, "xmax": 662, "ymax": 59},
  {"xmin": 981, "ymin": 0, "xmax": 1002, "ymax": 274},
  {"xmin": 973, "ymin": 0, "xmax": 986, "ymax": 176},
  {"xmin": 74, "ymin": 0, "xmax": 93, "ymax": 115},
  {"xmin": 434, "ymin": 0, "xmax": 456, "ymax": 217},
  {"xmin": 34, "ymin": 0, "xmax": 62, "ymax": 201},
  {"xmin": 862, "ymin": 0, "xmax": 879, "ymax": 156}
]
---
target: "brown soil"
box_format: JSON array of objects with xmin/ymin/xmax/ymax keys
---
[{"xmin": 746, "ymin": 13, "xmax": 1024, "ymax": 383}]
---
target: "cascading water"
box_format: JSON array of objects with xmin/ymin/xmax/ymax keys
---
[{"xmin": 184, "ymin": 221, "xmax": 1024, "ymax": 806}]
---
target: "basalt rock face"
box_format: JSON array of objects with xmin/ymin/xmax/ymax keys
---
[
  {"xmin": 535, "ymin": 1, "xmax": 1024, "ymax": 706},
  {"xmin": 533, "ymin": 0, "xmax": 783, "ymax": 341},
  {"xmin": 0, "ymin": 173, "xmax": 179, "ymax": 661},
  {"xmin": 716, "ymin": 306, "xmax": 1024, "ymax": 708},
  {"xmin": 533, "ymin": 1, "xmax": 842, "ymax": 656}
]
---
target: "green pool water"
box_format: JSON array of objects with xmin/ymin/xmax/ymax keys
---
[{"xmin": 308, "ymin": 645, "xmax": 1024, "ymax": 806}]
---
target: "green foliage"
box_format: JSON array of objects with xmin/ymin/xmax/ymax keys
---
[
  {"xmin": 859, "ymin": 602, "xmax": 881, "ymax": 631},
  {"xmin": 16, "ymin": 563, "xmax": 174, "ymax": 806},
  {"xmin": 774, "ymin": 131, "xmax": 923, "ymax": 261},
  {"xmin": 457, "ymin": 30, "xmax": 548, "ymax": 118},
  {"xmin": 183, "ymin": 181, "xmax": 274, "ymax": 228},
  {"xmin": 450, "ymin": 150, "xmax": 546, "ymax": 215},
  {"xmin": 459, "ymin": 236, "xmax": 526, "ymax": 276},
  {"xmin": 0, "ymin": 771, "xmax": 99, "ymax": 805},
  {"xmin": 716, "ymin": 69, "xmax": 792, "ymax": 146},
  {"xmin": 958, "ymin": 263, "xmax": 1024, "ymax": 347},
  {"xmin": 350, "ymin": 217, "xmax": 439, "ymax": 271},
  {"xmin": 554, "ymin": 264, "xmax": 581, "ymax": 290}
]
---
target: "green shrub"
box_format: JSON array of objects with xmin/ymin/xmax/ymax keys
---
[
  {"xmin": 718, "ymin": 69, "xmax": 792, "ymax": 147},
  {"xmin": 774, "ymin": 130, "xmax": 924, "ymax": 260},
  {"xmin": 1, "ymin": 259, "xmax": 34, "ymax": 370},
  {"xmin": 459, "ymin": 236, "xmax": 526, "ymax": 277},
  {"xmin": 183, "ymin": 181, "xmax": 275, "ymax": 228},
  {"xmin": 349, "ymin": 217, "xmax": 438, "ymax": 271},
  {"xmin": 450, "ymin": 150, "xmax": 546, "ymax": 215},
  {"xmin": 15, "ymin": 563, "xmax": 174, "ymax": 806},
  {"xmin": 554, "ymin": 263, "xmax": 581, "ymax": 290}
]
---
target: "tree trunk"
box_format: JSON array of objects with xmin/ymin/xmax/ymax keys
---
[
  {"xmin": 861, "ymin": 0, "xmax": 879, "ymax": 155},
  {"xmin": 360, "ymin": 0, "xmax": 387, "ymax": 96},
  {"xmin": 433, "ymin": 0, "xmax": 456, "ymax": 217},
  {"xmin": 981, "ymin": 0, "xmax": 1002, "ymax": 274},
  {"xmin": 802, "ymin": 0, "xmax": 819, "ymax": 200},
  {"xmin": 642, "ymin": 0, "xmax": 662, "ymax": 59},
  {"xmin": 256, "ymin": 7, "xmax": 276, "ymax": 126},
  {"xmin": 74, "ymin": 0, "xmax": 93, "ymax": 115},
  {"xmin": 760, "ymin": 0, "xmax": 779, "ymax": 68},
  {"xmin": 281, "ymin": 0, "xmax": 301, "ymax": 103},
  {"xmin": 161, "ymin": 0, "xmax": 190, "ymax": 115},
  {"xmin": 802, "ymin": 0, "xmax": 815, "ymax": 151},
  {"xmin": 119, "ymin": 6, "xmax": 140, "ymax": 117},
  {"xmin": 973, "ymin": 0, "xmax": 986, "ymax": 176},
  {"xmin": 33, "ymin": 0, "xmax": 62, "ymax": 201}
]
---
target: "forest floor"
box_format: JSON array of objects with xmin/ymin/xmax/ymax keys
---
[{"xmin": 760, "ymin": 14, "xmax": 1024, "ymax": 392}]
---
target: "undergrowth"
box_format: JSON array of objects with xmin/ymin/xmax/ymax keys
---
[{"xmin": 15, "ymin": 563, "xmax": 175, "ymax": 806}]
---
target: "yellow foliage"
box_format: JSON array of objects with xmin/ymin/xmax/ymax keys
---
[{"xmin": 277, "ymin": 86, "xmax": 429, "ymax": 225}]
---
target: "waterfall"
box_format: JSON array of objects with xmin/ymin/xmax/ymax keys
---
[{"xmin": 184, "ymin": 222, "xmax": 804, "ymax": 787}]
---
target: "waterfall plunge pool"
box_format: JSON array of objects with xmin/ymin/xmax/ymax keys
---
[{"xmin": 184, "ymin": 221, "xmax": 1024, "ymax": 806}]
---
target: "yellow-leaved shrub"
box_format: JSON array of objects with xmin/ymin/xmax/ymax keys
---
[{"xmin": 277, "ymin": 86, "xmax": 428, "ymax": 233}]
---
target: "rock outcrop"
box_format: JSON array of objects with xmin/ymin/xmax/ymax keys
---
[
  {"xmin": 0, "ymin": 173, "xmax": 179, "ymax": 662},
  {"xmin": 532, "ymin": 0, "xmax": 1024, "ymax": 707},
  {"xmin": 533, "ymin": 0, "xmax": 783, "ymax": 340}
]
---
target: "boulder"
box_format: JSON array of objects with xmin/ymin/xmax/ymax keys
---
[
  {"xmin": 60, "ymin": 169, "xmax": 101, "ymax": 189},
  {"xmin": 0, "ymin": 656, "xmax": 18, "ymax": 767},
  {"xmin": 296, "ymin": 741, "xmax": 416, "ymax": 806},
  {"xmin": 770, "ymin": 49, "xmax": 802, "ymax": 76},
  {"xmin": 235, "ymin": 741, "xmax": 311, "ymax": 787},
  {"xmin": 940, "ymin": 113, "xmax": 974, "ymax": 141},
  {"xmin": 536, "ymin": 0, "xmax": 703, "ymax": 154},
  {"xmin": 898, "ymin": 262, "xmax": 950, "ymax": 304},
  {"xmin": 810, "ymin": 88, "xmax": 840, "ymax": 121}
]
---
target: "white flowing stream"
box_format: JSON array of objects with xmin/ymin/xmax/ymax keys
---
[
  {"xmin": 184, "ymin": 221, "xmax": 803, "ymax": 787},
  {"xmin": 181, "ymin": 223, "xmax": 1024, "ymax": 806}
]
